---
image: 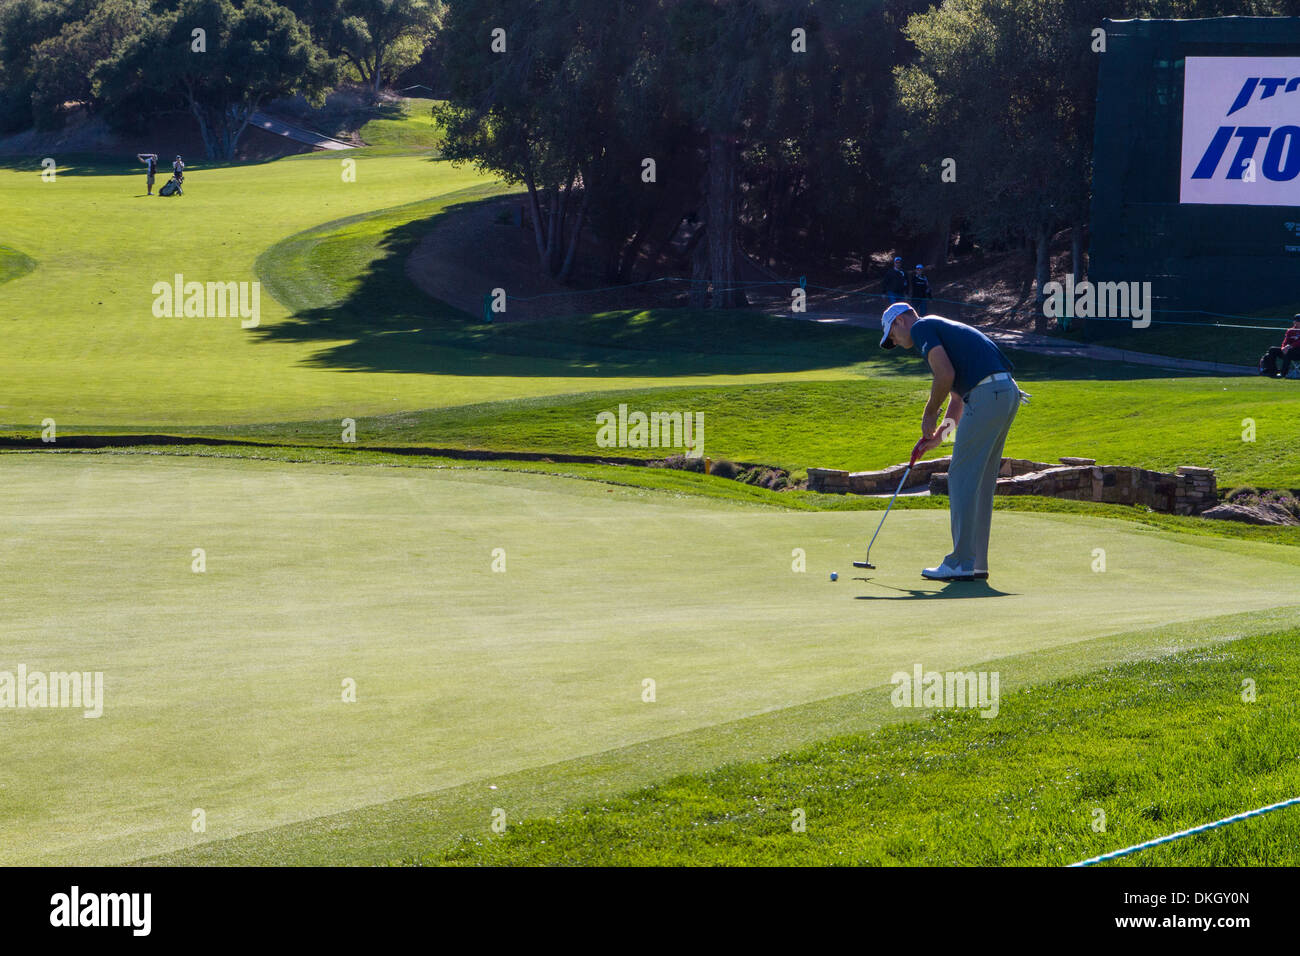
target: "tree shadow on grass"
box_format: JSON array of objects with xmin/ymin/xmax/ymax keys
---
[
  {"xmin": 247, "ymin": 195, "xmax": 918, "ymax": 378},
  {"xmin": 0, "ymin": 245, "xmax": 37, "ymax": 285},
  {"xmin": 242, "ymin": 187, "xmax": 1216, "ymax": 383}
]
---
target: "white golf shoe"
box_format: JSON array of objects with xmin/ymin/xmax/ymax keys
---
[{"xmin": 921, "ymin": 560, "xmax": 975, "ymax": 582}]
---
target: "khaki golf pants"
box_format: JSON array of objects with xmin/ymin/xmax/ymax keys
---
[{"xmin": 944, "ymin": 377, "xmax": 1020, "ymax": 571}]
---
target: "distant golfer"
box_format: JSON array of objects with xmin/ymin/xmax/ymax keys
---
[
  {"xmin": 173, "ymin": 155, "xmax": 185, "ymax": 184},
  {"xmin": 879, "ymin": 302, "xmax": 1028, "ymax": 581},
  {"xmin": 137, "ymin": 153, "xmax": 158, "ymax": 195}
]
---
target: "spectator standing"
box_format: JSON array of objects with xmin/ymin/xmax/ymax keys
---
[
  {"xmin": 910, "ymin": 264, "xmax": 932, "ymax": 314},
  {"xmin": 882, "ymin": 256, "xmax": 908, "ymax": 303}
]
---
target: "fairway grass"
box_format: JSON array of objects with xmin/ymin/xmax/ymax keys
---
[
  {"xmin": 0, "ymin": 158, "xmax": 858, "ymax": 427},
  {"xmin": 1059, "ymin": 319, "xmax": 1286, "ymax": 369},
  {"xmin": 3, "ymin": 151, "xmax": 1294, "ymax": 487},
  {"xmin": 3, "ymin": 452, "xmax": 1297, "ymax": 865},
  {"xmin": 357, "ymin": 97, "xmax": 444, "ymax": 149}
]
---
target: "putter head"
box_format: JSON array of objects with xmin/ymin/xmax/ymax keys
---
[{"xmin": 852, "ymin": 560, "xmax": 875, "ymax": 569}]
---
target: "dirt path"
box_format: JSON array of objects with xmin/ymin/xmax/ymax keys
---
[
  {"xmin": 791, "ymin": 311, "xmax": 1256, "ymax": 375},
  {"xmin": 249, "ymin": 111, "xmax": 356, "ymax": 150}
]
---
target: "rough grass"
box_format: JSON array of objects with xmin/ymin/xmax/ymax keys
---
[
  {"xmin": 13, "ymin": 363, "xmax": 1294, "ymax": 488},
  {"xmin": 432, "ymin": 627, "xmax": 1300, "ymax": 866}
]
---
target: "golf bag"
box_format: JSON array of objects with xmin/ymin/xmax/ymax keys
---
[{"xmin": 159, "ymin": 176, "xmax": 181, "ymax": 197}]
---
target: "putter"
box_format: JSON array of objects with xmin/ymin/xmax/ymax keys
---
[{"xmin": 853, "ymin": 437, "xmax": 927, "ymax": 570}]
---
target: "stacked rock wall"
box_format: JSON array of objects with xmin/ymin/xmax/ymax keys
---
[{"xmin": 807, "ymin": 457, "xmax": 1217, "ymax": 515}]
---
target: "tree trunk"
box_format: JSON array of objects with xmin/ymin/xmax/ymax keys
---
[
  {"xmin": 207, "ymin": 108, "xmax": 236, "ymax": 159},
  {"xmin": 617, "ymin": 209, "xmax": 655, "ymax": 283},
  {"xmin": 1071, "ymin": 219, "xmax": 1087, "ymax": 335},
  {"xmin": 641, "ymin": 215, "xmax": 686, "ymax": 284},
  {"xmin": 553, "ymin": 168, "xmax": 578, "ymax": 275},
  {"xmin": 706, "ymin": 131, "xmax": 742, "ymax": 309},
  {"xmin": 191, "ymin": 109, "xmax": 215, "ymax": 159},
  {"xmin": 1033, "ymin": 222, "xmax": 1050, "ymax": 334},
  {"xmin": 544, "ymin": 187, "xmax": 561, "ymax": 276},
  {"xmin": 762, "ymin": 170, "xmax": 779, "ymax": 266},
  {"xmin": 522, "ymin": 160, "xmax": 549, "ymax": 267},
  {"xmin": 229, "ymin": 96, "xmax": 260, "ymax": 159},
  {"xmin": 558, "ymin": 183, "xmax": 589, "ymax": 282},
  {"xmin": 689, "ymin": 225, "xmax": 709, "ymax": 309},
  {"xmin": 923, "ymin": 213, "xmax": 952, "ymax": 269},
  {"xmin": 186, "ymin": 90, "xmax": 217, "ymax": 159}
]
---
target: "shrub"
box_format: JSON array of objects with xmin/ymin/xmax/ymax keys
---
[
  {"xmin": 1261, "ymin": 490, "xmax": 1300, "ymax": 519},
  {"xmin": 709, "ymin": 459, "xmax": 739, "ymax": 480},
  {"xmin": 650, "ymin": 455, "xmax": 791, "ymax": 489},
  {"xmin": 655, "ymin": 454, "xmax": 705, "ymax": 473}
]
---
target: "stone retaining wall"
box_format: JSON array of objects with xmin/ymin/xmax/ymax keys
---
[
  {"xmin": 808, "ymin": 457, "xmax": 954, "ymax": 495},
  {"xmin": 808, "ymin": 457, "xmax": 1217, "ymax": 515}
]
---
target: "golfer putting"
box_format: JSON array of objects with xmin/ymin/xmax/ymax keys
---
[{"xmin": 878, "ymin": 302, "xmax": 1028, "ymax": 582}]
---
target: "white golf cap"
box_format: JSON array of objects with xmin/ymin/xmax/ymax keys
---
[{"xmin": 880, "ymin": 302, "xmax": 912, "ymax": 349}]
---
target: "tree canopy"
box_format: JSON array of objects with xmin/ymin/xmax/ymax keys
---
[{"xmin": 94, "ymin": 0, "xmax": 338, "ymax": 159}]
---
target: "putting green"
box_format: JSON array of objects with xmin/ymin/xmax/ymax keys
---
[{"xmin": 1, "ymin": 452, "xmax": 1296, "ymax": 864}]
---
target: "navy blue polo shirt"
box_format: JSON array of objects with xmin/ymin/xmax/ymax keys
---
[{"xmin": 910, "ymin": 317, "xmax": 1013, "ymax": 397}]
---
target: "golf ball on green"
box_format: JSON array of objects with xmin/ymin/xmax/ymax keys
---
[{"xmin": 830, "ymin": 572, "xmax": 838, "ymax": 581}]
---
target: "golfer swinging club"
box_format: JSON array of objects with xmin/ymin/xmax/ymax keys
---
[{"xmin": 879, "ymin": 301, "xmax": 1028, "ymax": 581}]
